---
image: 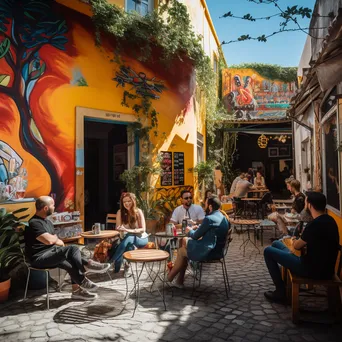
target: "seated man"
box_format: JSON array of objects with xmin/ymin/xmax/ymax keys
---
[
  {"xmin": 264, "ymin": 192, "xmax": 340, "ymax": 303},
  {"xmin": 167, "ymin": 197, "xmax": 229, "ymax": 287},
  {"xmin": 234, "ymin": 175, "xmax": 254, "ymax": 198},
  {"xmin": 229, "ymin": 172, "xmax": 246, "ymax": 197},
  {"xmin": 170, "ymin": 190, "xmax": 205, "ymax": 228},
  {"xmin": 268, "ymin": 179, "xmax": 305, "ymax": 237},
  {"xmin": 25, "ymin": 196, "xmax": 110, "ymax": 300}
]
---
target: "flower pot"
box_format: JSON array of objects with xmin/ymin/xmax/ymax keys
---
[{"xmin": 0, "ymin": 277, "xmax": 11, "ymax": 303}]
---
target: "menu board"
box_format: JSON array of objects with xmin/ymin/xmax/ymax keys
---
[
  {"xmin": 160, "ymin": 151, "xmax": 172, "ymax": 186},
  {"xmin": 174, "ymin": 152, "xmax": 184, "ymax": 185}
]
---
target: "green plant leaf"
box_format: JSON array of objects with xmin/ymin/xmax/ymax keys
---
[{"xmin": 0, "ymin": 38, "xmax": 10, "ymax": 59}]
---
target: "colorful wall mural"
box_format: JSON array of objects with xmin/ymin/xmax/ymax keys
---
[
  {"xmin": 0, "ymin": 0, "xmax": 198, "ymax": 211},
  {"xmin": 222, "ymin": 68, "xmax": 296, "ymax": 121}
]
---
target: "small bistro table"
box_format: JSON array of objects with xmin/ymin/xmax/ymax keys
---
[
  {"xmin": 153, "ymin": 231, "xmax": 186, "ymax": 261},
  {"xmin": 228, "ymin": 218, "xmax": 261, "ymax": 256},
  {"xmin": 123, "ymin": 249, "xmax": 169, "ymax": 317}
]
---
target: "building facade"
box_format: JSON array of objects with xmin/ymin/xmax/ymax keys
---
[
  {"xmin": 0, "ymin": 0, "xmax": 224, "ymax": 226},
  {"xmin": 291, "ymin": 0, "xmax": 342, "ymax": 239}
]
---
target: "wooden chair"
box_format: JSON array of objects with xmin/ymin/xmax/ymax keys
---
[
  {"xmin": 287, "ymin": 245, "xmax": 342, "ymax": 323},
  {"xmin": 106, "ymin": 213, "xmax": 117, "ymax": 230},
  {"xmin": 191, "ymin": 228, "xmax": 233, "ymax": 299}
]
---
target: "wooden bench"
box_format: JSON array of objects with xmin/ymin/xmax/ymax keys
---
[{"xmin": 287, "ymin": 245, "xmax": 342, "ymax": 323}]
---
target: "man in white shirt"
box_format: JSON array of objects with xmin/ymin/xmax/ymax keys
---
[
  {"xmin": 234, "ymin": 177, "xmax": 254, "ymax": 198},
  {"xmin": 170, "ymin": 190, "xmax": 205, "ymax": 228},
  {"xmin": 229, "ymin": 172, "xmax": 246, "ymax": 195}
]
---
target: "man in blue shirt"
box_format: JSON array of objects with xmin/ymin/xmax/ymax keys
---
[{"xmin": 167, "ymin": 196, "xmax": 229, "ymax": 288}]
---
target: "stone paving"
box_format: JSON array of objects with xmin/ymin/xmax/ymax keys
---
[{"xmin": 0, "ymin": 231, "xmax": 341, "ymax": 342}]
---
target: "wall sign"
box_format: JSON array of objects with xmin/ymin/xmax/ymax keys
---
[
  {"xmin": 161, "ymin": 151, "xmax": 172, "ymax": 186},
  {"xmin": 174, "ymin": 152, "xmax": 184, "ymax": 186}
]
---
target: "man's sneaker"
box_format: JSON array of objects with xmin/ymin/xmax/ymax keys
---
[
  {"xmin": 80, "ymin": 277, "xmax": 99, "ymax": 292},
  {"xmin": 264, "ymin": 290, "xmax": 286, "ymax": 304},
  {"xmin": 164, "ymin": 280, "xmax": 184, "ymax": 289},
  {"xmin": 71, "ymin": 288, "xmax": 98, "ymax": 301},
  {"xmin": 85, "ymin": 260, "xmax": 111, "ymax": 274}
]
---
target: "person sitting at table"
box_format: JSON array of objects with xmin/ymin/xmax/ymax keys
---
[
  {"xmin": 170, "ymin": 190, "xmax": 205, "ymax": 228},
  {"xmin": 263, "ymin": 191, "xmax": 340, "ymax": 303},
  {"xmin": 25, "ymin": 196, "xmax": 110, "ymax": 300},
  {"xmin": 167, "ymin": 196, "xmax": 229, "ymax": 287},
  {"xmin": 109, "ymin": 192, "xmax": 148, "ymax": 273},
  {"xmin": 229, "ymin": 172, "xmax": 245, "ymax": 196},
  {"xmin": 254, "ymin": 171, "xmax": 265, "ymax": 188},
  {"xmin": 234, "ymin": 175, "xmax": 255, "ymax": 198},
  {"xmin": 285, "ymin": 176, "xmax": 295, "ymax": 199},
  {"xmin": 202, "ymin": 189, "xmax": 214, "ymax": 214},
  {"xmin": 268, "ymin": 179, "xmax": 305, "ymax": 238}
]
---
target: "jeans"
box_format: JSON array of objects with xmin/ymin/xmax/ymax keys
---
[
  {"xmin": 31, "ymin": 245, "xmax": 88, "ymax": 285},
  {"xmin": 110, "ymin": 234, "xmax": 148, "ymax": 272},
  {"xmin": 264, "ymin": 241, "xmax": 308, "ymax": 291}
]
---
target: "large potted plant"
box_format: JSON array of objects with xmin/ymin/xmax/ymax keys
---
[{"xmin": 0, "ymin": 207, "xmax": 28, "ymax": 302}]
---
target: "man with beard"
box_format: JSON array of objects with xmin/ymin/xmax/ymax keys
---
[
  {"xmin": 25, "ymin": 196, "xmax": 110, "ymax": 300},
  {"xmin": 263, "ymin": 192, "xmax": 340, "ymax": 303}
]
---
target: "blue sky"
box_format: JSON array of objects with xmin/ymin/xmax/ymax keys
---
[{"xmin": 206, "ymin": 0, "xmax": 316, "ymax": 67}]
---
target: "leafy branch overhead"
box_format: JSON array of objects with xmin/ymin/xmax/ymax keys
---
[{"xmin": 221, "ymin": 0, "xmax": 331, "ymax": 44}]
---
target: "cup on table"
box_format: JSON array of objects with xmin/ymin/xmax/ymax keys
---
[
  {"xmin": 92, "ymin": 223, "xmax": 101, "ymax": 235},
  {"xmin": 101, "ymin": 224, "xmax": 105, "ymax": 231}
]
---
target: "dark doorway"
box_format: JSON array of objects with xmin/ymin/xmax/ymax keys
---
[{"xmin": 84, "ymin": 120, "xmax": 127, "ymax": 230}]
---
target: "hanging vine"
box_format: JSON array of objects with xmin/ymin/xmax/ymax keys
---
[{"xmin": 90, "ymin": 0, "xmax": 217, "ymax": 135}]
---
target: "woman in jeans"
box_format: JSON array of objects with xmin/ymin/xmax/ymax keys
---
[{"xmin": 109, "ymin": 193, "xmax": 148, "ymax": 272}]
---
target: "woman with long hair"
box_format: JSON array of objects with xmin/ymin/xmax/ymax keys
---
[{"xmin": 109, "ymin": 192, "xmax": 148, "ymax": 272}]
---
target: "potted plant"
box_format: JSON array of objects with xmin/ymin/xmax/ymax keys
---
[{"xmin": 0, "ymin": 207, "xmax": 28, "ymax": 302}]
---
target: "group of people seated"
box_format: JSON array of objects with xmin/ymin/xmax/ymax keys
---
[
  {"xmin": 24, "ymin": 190, "xmax": 230, "ymax": 299},
  {"xmin": 24, "ymin": 183, "xmax": 340, "ymax": 305},
  {"xmin": 229, "ymin": 170, "xmax": 266, "ymax": 198}
]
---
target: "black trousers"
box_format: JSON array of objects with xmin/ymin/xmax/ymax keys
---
[{"xmin": 31, "ymin": 245, "xmax": 88, "ymax": 285}]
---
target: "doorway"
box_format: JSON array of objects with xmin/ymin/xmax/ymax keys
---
[{"xmin": 84, "ymin": 120, "xmax": 128, "ymax": 229}]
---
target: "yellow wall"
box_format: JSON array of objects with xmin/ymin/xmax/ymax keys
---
[
  {"xmin": 328, "ymin": 211, "xmax": 342, "ymax": 245},
  {"xmin": 0, "ymin": 1, "xmax": 206, "ymax": 210}
]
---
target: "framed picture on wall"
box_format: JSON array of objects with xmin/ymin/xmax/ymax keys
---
[
  {"xmin": 278, "ymin": 145, "xmax": 290, "ymax": 157},
  {"xmin": 268, "ymin": 147, "xmax": 278, "ymax": 157}
]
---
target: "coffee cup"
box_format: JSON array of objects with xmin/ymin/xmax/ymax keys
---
[{"xmin": 92, "ymin": 223, "xmax": 101, "ymax": 235}]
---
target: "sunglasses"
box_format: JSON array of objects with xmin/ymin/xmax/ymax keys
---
[{"xmin": 183, "ymin": 196, "xmax": 192, "ymax": 200}]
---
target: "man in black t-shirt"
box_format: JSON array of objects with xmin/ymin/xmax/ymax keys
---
[
  {"xmin": 25, "ymin": 196, "xmax": 110, "ymax": 300},
  {"xmin": 264, "ymin": 191, "xmax": 340, "ymax": 303}
]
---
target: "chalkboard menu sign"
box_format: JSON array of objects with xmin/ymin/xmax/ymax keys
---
[
  {"xmin": 160, "ymin": 151, "xmax": 172, "ymax": 186},
  {"xmin": 174, "ymin": 152, "xmax": 184, "ymax": 185}
]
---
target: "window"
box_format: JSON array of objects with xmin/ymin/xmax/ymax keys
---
[
  {"xmin": 322, "ymin": 107, "xmax": 340, "ymax": 212},
  {"xmin": 197, "ymin": 132, "xmax": 204, "ymax": 163},
  {"xmin": 126, "ymin": 0, "xmax": 153, "ymax": 16}
]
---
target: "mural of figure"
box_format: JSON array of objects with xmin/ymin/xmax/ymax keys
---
[{"xmin": 0, "ymin": 0, "xmax": 68, "ymax": 206}]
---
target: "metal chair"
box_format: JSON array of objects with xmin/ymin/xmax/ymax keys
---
[
  {"xmin": 106, "ymin": 213, "xmax": 117, "ymax": 230},
  {"xmin": 19, "ymin": 234, "xmax": 60, "ymax": 310},
  {"xmin": 191, "ymin": 228, "xmax": 233, "ymax": 299}
]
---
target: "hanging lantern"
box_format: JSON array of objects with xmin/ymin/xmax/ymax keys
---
[{"xmin": 258, "ymin": 134, "xmax": 268, "ymax": 148}]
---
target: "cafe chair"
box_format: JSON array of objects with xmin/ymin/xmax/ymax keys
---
[
  {"xmin": 191, "ymin": 228, "xmax": 233, "ymax": 299},
  {"xmin": 287, "ymin": 244, "xmax": 342, "ymax": 323},
  {"xmin": 19, "ymin": 234, "xmax": 61, "ymax": 310},
  {"xmin": 259, "ymin": 192, "xmax": 273, "ymax": 219},
  {"xmin": 106, "ymin": 213, "xmax": 117, "ymax": 230}
]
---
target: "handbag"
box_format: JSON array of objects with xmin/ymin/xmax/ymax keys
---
[{"xmin": 94, "ymin": 239, "xmax": 112, "ymax": 263}]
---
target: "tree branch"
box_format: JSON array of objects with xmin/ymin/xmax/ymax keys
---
[
  {"xmin": 0, "ymin": 84, "xmax": 14, "ymax": 97},
  {"xmin": 221, "ymin": 27, "xmax": 326, "ymax": 45}
]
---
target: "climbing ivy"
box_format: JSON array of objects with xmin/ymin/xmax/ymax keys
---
[
  {"xmin": 229, "ymin": 63, "xmax": 297, "ymax": 83},
  {"xmin": 90, "ymin": 0, "xmax": 218, "ymax": 134}
]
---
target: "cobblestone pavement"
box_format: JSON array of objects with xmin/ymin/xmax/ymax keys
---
[{"xmin": 0, "ymin": 231, "xmax": 341, "ymax": 342}]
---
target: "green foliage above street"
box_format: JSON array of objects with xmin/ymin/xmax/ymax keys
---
[
  {"xmin": 229, "ymin": 63, "xmax": 297, "ymax": 83},
  {"xmin": 90, "ymin": 0, "xmax": 218, "ymax": 131}
]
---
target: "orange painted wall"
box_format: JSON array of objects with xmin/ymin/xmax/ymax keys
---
[{"xmin": 0, "ymin": 2, "xmax": 200, "ymax": 210}]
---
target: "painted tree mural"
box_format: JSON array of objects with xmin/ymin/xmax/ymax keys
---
[{"xmin": 0, "ymin": 0, "xmax": 68, "ymax": 206}]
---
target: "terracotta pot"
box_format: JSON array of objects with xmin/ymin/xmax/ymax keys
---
[{"xmin": 0, "ymin": 278, "xmax": 11, "ymax": 303}]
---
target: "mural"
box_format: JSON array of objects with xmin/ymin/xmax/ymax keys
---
[
  {"xmin": 0, "ymin": 0, "xmax": 68, "ymax": 206},
  {"xmin": 114, "ymin": 65, "xmax": 166, "ymax": 100},
  {"xmin": 222, "ymin": 68, "xmax": 296, "ymax": 121}
]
